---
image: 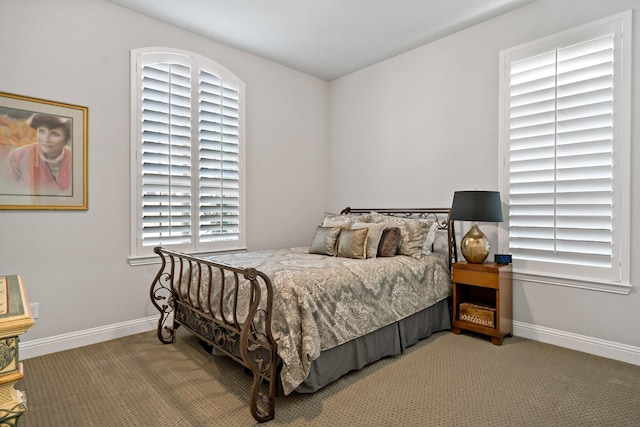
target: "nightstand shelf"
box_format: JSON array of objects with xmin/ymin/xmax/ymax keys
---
[{"xmin": 451, "ymin": 262, "xmax": 512, "ymax": 345}]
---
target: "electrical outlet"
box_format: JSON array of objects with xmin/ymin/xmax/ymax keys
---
[{"xmin": 30, "ymin": 302, "xmax": 39, "ymax": 319}]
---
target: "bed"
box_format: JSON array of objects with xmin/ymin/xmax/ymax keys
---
[{"xmin": 150, "ymin": 207, "xmax": 457, "ymax": 423}]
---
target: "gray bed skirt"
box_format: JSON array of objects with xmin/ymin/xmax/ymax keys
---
[{"xmin": 294, "ymin": 297, "xmax": 451, "ymax": 393}]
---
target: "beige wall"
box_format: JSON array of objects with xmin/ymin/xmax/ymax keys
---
[
  {"xmin": 0, "ymin": 0, "xmax": 329, "ymax": 344},
  {"xmin": 329, "ymin": 0, "xmax": 640, "ymax": 357}
]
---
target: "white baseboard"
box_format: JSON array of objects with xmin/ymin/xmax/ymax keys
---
[
  {"xmin": 513, "ymin": 321, "xmax": 640, "ymax": 366},
  {"xmin": 19, "ymin": 317, "xmax": 640, "ymax": 366},
  {"xmin": 20, "ymin": 316, "xmax": 158, "ymax": 360}
]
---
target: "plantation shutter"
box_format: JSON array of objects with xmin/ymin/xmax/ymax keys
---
[
  {"xmin": 131, "ymin": 48, "xmax": 246, "ymax": 260},
  {"xmin": 507, "ymin": 31, "xmax": 621, "ymax": 280},
  {"xmin": 198, "ymin": 71, "xmax": 241, "ymax": 242},
  {"xmin": 140, "ymin": 62, "xmax": 193, "ymax": 246}
]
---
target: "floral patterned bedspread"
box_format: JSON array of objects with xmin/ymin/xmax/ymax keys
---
[{"xmin": 185, "ymin": 247, "xmax": 452, "ymax": 395}]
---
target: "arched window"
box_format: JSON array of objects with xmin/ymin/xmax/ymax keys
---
[{"xmin": 130, "ymin": 48, "xmax": 245, "ymax": 262}]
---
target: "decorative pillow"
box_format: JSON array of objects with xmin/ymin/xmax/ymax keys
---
[
  {"xmin": 336, "ymin": 228, "xmax": 369, "ymax": 259},
  {"xmin": 322, "ymin": 217, "xmax": 352, "ymax": 229},
  {"xmin": 351, "ymin": 221, "xmax": 386, "ymax": 259},
  {"xmin": 371, "ymin": 213, "xmax": 431, "ymax": 259},
  {"xmin": 421, "ymin": 220, "xmax": 439, "ymax": 255},
  {"xmin": 309, "ymin": 226, "xmax": 342, "ymax": 256},
  {"xmin": 377, "ymin": 227, "xmax": 401, "ymax": 257},
  {"xmin": 324, "ymin": 211, "xmax": 372, "ymax": 223}
]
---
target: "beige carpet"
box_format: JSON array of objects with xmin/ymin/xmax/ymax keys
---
[{"xmin": 17, "ymin": 329, "xmax": 640, "ymax": 426}]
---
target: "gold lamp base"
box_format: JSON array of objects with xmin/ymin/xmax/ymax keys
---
[{"xmin": 460, "ymin": 222, "xmax": 490, "ymax": 264}]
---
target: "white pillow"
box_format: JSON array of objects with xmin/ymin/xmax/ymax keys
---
[
  {"xmin": 421, "ymin": 220, "xmax": 439, "ymax": 255},
  {"xmin": 351, "ymin": 221, "xmax": 386, "ymax": 259}
]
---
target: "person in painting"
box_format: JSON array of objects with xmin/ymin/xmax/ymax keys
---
[{"xmin": 2, "ymin": 113, "xmax": 72, "ymax": 196}]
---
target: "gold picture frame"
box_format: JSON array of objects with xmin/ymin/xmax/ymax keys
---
[{"xmin": 0, "ymin": 92, "xmax": 88, "ymax": 210}]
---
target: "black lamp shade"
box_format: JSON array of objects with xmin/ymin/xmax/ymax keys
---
[{"xmin": 450, "ymin": 191, "xmax": 503, "ymax": 223}]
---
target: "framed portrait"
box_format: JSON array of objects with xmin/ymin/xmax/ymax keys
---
[{"xmin": 0, "ymin": 92, "xmax": 87, "ymax": 210}]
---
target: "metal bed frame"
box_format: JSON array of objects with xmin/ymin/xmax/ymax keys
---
[{"xmin": 150, "ymin": 207, "xmax": 455, "ymax": 423}]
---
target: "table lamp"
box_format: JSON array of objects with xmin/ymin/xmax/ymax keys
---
[{"xmin": 450, "ymin": 191, "xmax": 503, "ymax": 264}]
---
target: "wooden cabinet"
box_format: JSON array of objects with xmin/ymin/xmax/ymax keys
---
[
  {"xmin": 451, "ymin": 262, "xmax": 512, "ymax": 346},
  {"xmin": 0, "ymin": 275, "xmax": 35, "ymax": 425}
]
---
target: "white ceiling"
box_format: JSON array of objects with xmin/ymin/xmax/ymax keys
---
[{"xmin": 108, "ymin": 0, "xmax": 536, "ymax": 81}]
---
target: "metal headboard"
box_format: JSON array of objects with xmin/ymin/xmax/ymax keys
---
[{"xmin": 339, "ymin": 207, "xmax": 457, "ymax": 271}]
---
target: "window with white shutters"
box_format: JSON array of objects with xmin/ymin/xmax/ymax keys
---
[
  {"xmin": 499, "ymin": 12, "xmax": 630, "ymax": 291},
  {"xmin": 130, "ymin": 48, "xmax": 245, "ymax": 262}
]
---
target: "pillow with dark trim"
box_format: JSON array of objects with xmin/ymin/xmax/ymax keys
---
[
  {"xmin": 309, "ymin": 226, "xmax": 342, "ymax": 256},
  {"xmin": 371, "ymin": 213, "xmax": 431, "ymax": 259},
  {"xmin": 377, "ymin": 227, "xmax": 401, "ymax": 257}
]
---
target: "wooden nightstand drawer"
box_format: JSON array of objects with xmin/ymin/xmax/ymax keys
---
[{"xmin": 453, "ymin": 269, "xmax": 498, "ymax": 289}]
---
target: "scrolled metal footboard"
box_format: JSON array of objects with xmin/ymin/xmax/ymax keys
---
[{"xmin": 150, "ymin": 247, "xmax": 278, "ymax": 423}]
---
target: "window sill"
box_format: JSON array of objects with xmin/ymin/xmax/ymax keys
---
[
  {"xmin": 513, "ymin": 269, "xmax": 631, "ymax": 295},
  {"xmin": 128, "ymin": 247, "xmax": 248, "ymax": 266}
]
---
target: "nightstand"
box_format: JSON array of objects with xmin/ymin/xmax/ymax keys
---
[{"xmin": 451, "ymin": 262, "xmax": 512, "ymax": 345}]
